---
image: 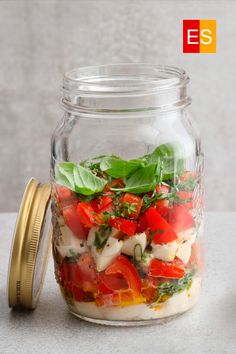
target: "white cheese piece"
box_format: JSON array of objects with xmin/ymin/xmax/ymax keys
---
[
  {"xmin": 56, "ymin": 225, "xmax": 88, "ymax": 258},
  {"xmin": 176, "ymin": 241, "xmax": 192, "ymax": 264},
  {"xmin": 140, "ymin": 253, "xmax": 154, "ymax": 273},
  {"xmin": 87, "ymin": 227, "xmax": 99, "ymax": 247},
  {"xmin": 178, "ymin": 228, "xmax": 196, "ymax": 244},
  {"xmin": 152, "ymin": 241, "xmax": 178, "ymax": 262},
  {"xmin": 87, "ymin": 227, "xmax": 119, "ymax": 247},
  {"xmin": 92, "ymin": 237, "xmax": 123, "ymax": 272},
  {"xmin": 121, "ymin": 233, "xmax": 147, "ymax": 261}
]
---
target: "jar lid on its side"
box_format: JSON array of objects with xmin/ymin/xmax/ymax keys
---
[{"xmin": 8, "ymin": 178, "xmax": 52, "ymax": 310}]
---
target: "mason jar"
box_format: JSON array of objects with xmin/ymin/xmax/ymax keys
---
[{"xmin": 50, "ymin": 64, "xmax": 204, "ymax": 325}]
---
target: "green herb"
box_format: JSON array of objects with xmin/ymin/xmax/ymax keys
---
[
  {"xmin": 102, "ymin": 211, "xmax": 112, "ymax": 222},
  {"xmin": 120, "ymin": 202, "xmax": 137, "ymax": 217},
  {"xmin": 112, "ymin": 164, "xmax": 160, "ymax": 194},
  {"xmin": 55, "ymin": 162, "xmax": 107, "ymax": 196},
  {"xmin": 67, "ymin": 249, "xmax": 79, "ymax": 263},
  {"xmin": 141, "ymin": 189, "xmax": 176, "ymax": 211},
  {"xmin": 150, "ymin": 267, "xmax": 195, "ymax": 306},
  {"xmin": 55, "ymin": 162, "xmax": 76, "ymax": 191},
  {"xmin": 94, "ymin": 225, "xmax": 112, "ymax": 249},
  {"xmin": 145, "ymin": 143, "xmax": 185, "ymax": 180},
  {"xmin": 100, "ymin": 157, "xmax": 143, "ymax": 178},
  {"xmin": 178, "ymin": 177, "xmax": 197, "ymax": 191}
]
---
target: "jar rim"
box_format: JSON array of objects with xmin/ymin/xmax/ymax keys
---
[
  {"xmin": 63, "ymin": 63, "xmax": 189, "ymax": 96},
  {"xmin": 62, "ymin": 63, "xmax": 191, "ymax": 115}
]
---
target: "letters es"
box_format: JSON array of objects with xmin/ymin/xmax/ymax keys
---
[{"xmin": 183, "ymin": 20, "xmax": 216, "ymax": 53}]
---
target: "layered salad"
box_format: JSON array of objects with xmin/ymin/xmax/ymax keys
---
[{"xmin": 52, "ymin": 143, "xmax": 203, "ymax": 322}]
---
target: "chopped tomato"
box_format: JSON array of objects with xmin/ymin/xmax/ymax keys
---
[
  {"xmin": 176, "ymin": 191, "xmax": 193, "ymax": 209},
  {"xmin": 90, "ymin": 195, "xmax": 114, "ymax": 213},
  {"xmin": 77, "ymin": 202, "xmax": 96, "ymax": 228},
  {"xmin": 71, "ymin": 285, "xmax": 94, "ymax": 302},
  {"xmin": 60, "ymin": 254, "xmax": 97, "ymax": 296},
  {"xmin": 168, "ymin": 205, "xmax": 194, "ymax": 233},
  {"xmin": 136, "ymin": 213, "xmax": 149, "ymax": 233},
  {"xmin": 62, "ymin": 205, "xmax": 88, "ymax": 239},
  {"xmin": 180, "ymin": 171, "xmax": 197, "ymax": 182},
  {"xmin": 105, "ymin": 255, "xmax": 142, "ymax": 294},
  {"xmin": 141, "ymin": 276, "xmax": 158, "ymax": 303},
  {"xmin": 109, "ymin": 216, "xmax": 137, "ymax": 236},
  {"xmin": 146, "ymin": 207, "xmax": 177, "ymax": 244},
  {"xmin": 59, "ymin": 259, "xmax": 78, "ymax": 287},
  {"xmin": 149, "ymin": 258, "xmax": 185, "ymax": 279},
  {"xmin": 76, "ymin": 253, "xmax": 98, "ymax": 293},
  {"xmin": 98, "ymin": 273, "xmax": 128, "ymax": 293},
  {"xmin": 120, "ymin": 193, "xmax": 143, "ymax": 219},
  {"xmin": 155, "ymin": 205, "xmax": 171, "ymax": 219},
  {"xmin": 55, "ymin": 186, "xmax": 74, "ymax": 201}
]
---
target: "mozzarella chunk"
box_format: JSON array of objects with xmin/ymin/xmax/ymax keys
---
[
  {"xmin": 121, "ymin": 233, "xmax": 147, "ymax": 261},
  {"xmin": 178, "ymin": 228, "xmax": 196, "ymax": 244},
  {"xmin": 87, "ymin": 227, "xmax": 99, "ymax": 247},
  {"xmin": 92, "ymin": 237, "xmax": 123, "ymax": 272},
  {"xmin": 152, "ymin": 241, "xmax": 178, "ymax": 262},
  {"xmin": 56, "ymin": 225, "xmax": 88, "ymax": 257},
  {"xmin": 176, "ymin": 241, "xmax": 192, "ymax": 264}
]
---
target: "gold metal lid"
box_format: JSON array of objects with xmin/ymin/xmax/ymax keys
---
[{"xmin": 8, "ymin": 178, "xmax": 52, "ymax": 310}]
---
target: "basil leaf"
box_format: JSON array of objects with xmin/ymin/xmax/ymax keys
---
[
  {"xmin": 73, "ymin": 164, "xmax": 107, "ymax": 195},
  {"xmin": 55, "ymin": 162, "xmax": 76, "ymax": 191},
  {"xmin": 146, "ymin": 143, "xmax": 185, "ymax": 180},
  {"xmin": 100, "ymin": 157, "xmax": 142, "ymax": 178},
  {"xmin": 112, "ymin": 164, "xmax": 159, "ymax": 194}
]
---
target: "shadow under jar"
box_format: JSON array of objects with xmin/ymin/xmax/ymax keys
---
[{"xmin": 51, "ymin": 64, "xmax": 204, "ymax": 326}]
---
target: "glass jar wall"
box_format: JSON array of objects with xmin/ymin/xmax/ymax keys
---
[{"xmin": 51, "ymin": 64, "xmax": 204, "ymax": 325}]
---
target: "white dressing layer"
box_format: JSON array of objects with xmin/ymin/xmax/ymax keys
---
[{"xmin": 72, "ymin": 276, "xmax": 201, "ymax": 321}]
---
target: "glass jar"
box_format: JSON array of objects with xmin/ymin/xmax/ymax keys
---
[{"xmin": 51, "ymin": 64, "xmax": 204, "ymax": 325}]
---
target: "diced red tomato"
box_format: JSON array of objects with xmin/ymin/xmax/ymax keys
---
[
  {"xmin": 76, "ymin": 202, "xmax": 96, "ymax": 228},
  {"xmin": 176, "ymin": 191, "xmax": 194, "ymax": 209},
  {"xmin": 149, "ymin": 258, "xmax": 185, "ymax": 279},
  {"xmin": 90, "ymin": 195, "xmax": 114, "ymax": 213},
  {"xmin": 136, "ymin": 213, "xmax": 149, "ymax": 233},
  {"xmin": 76, "ymin": 253, "xmax": 98, "ymax": 293},
  {"xmin": 146, "ymin": 207, "xmax": 177, "ymax": 244},
  {"xmin": 141, "ymin": 276, "xmax": 158, "ymax": 303},
  {"xmin": 62, "ymin": 205, "xmax": 89, "ymax": 239},
  {"xmin": 55, "ymin": 186, "xmax": 74, "ymax": 201},
  {"xmin": 168, "ymin": 205, "xmax": 194, "ymax": 233},
  {"xmin": 98, "ymin": 273, "xmax": 128, "ymax": 293},
  {"xmin": 180, "ymin": 171, "xmax": 197, "ymax": 182},
  {"xmin": 60, "ymin": 254, "xmax": 97, "ymax": 298},
  {"xmin": 59, "ymin": 259, "xmax": 79, "ymax": 287},
  {"xmin": 105, "ymin": 255, "xmax": 142, "ymax": 294},
  {"xmin": 155, "ymin": 205, "xmax": 171, "ymax": 219},
  {"xmin": 71, "ymin": 285, "xmax": 94, "ymax": 302},
  {"xmin": 109, "ymin": 216, "xmax": 137, "ymax": 236},
  {"xmin": 120, "ymin": 193, "xmax": 143, "ymax": 219}
]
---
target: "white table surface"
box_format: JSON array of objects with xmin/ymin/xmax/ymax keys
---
[{"xmin": 0, "ymin": 212, "xmax": 235, "ymax": 354}]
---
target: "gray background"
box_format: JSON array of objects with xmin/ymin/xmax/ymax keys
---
[{"xmin": 0, "ymin": 0, "xmax": 235, "ymax": 212}]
